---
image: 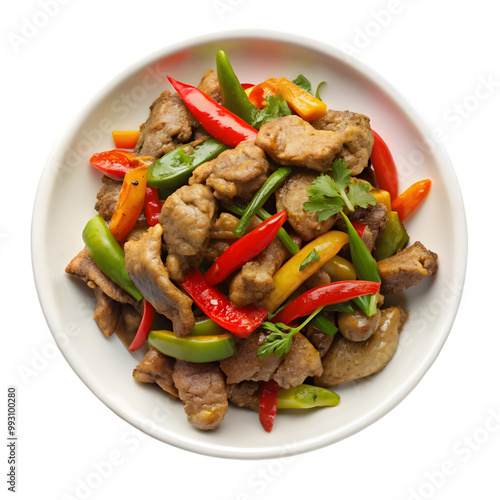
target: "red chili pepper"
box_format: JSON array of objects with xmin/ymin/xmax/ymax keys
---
[
  {"xmin": 392, "ymin": 179, "xmax": 432, "ymax": 221},
  {"xmin": 370, "ymin": 130, "xmax": 399, "ymax": 200},
  {"xmin": 144, "ymin": 186, "xmax": 162, "ymax": 226},
  {"xmin": 128, "ymin": 300, "xmax": 155, "ymax": 352},
  {"xmin": 180, "ymin": 269, "xmax": 268, "ymax": 338},
  {"xmin": 259, "ymin": 380, "xmax": 279, "ymax": 432},
  {"xmin": 350, "ymin": 220, "xmax": 366, "ymax": 239},
  {"xmin": 205, "ymin": 211, "xmax": 287, "ymax": 285},
  {"xmin": 167, "ymin": 76, "xmax": 258, "ymax": 148},
  {"xmin": 89, "ymin": 150, "xmax": 138, "ymax": 180},
  {"xmin": 240, "ymin": 83, "xmax": 255, "ymax": 90},
  {"xmin": 271, "ymin": 280, "xmax": 381, "ymax": 326}
]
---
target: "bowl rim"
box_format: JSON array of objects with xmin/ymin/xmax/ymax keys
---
[{"xmin": 31, "ymin": 28, "xmax": 468, "ymax": 459}]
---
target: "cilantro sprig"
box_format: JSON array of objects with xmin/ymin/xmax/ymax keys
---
[
  {"xmin": 257, "ymin": 307, "xmax": 324, "ymax": 359},
  {"xmin": 304, "ymin": 159, "xmax": 377, "ymax": 221}
]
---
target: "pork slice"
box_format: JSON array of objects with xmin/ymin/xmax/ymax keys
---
[
  {"xmin": 124, "ymin": 224, "xmax": 195, "ymax": 337},
  {"xmin": 197, "ymin": 69, "xmax": 222, "ymax": 104},
  {"xmin": 92, "ymin": 287, "xmax": 121, "ymax": 336},
  {"xmin": 273, "ymin": 333, "xmax": 323, "ymax": 389},
  {"xmin": 189, "ymin": 141, "xmax": 270, "ymax": 203},
  {"xmin": 226, "ymin": 381, "xmax": 260, "ymax": 412},
  {"xmin": 133, "ymin": 346, "xmax": 178, "ymax": 398},
  {"xmin": 304, "ymin": 317, "xmax": 335, "ymax": 357},
  {"xmin": 347, "ymin": 202, "xmax": 387, "ymax": 252},
  {"xmin": 134, "ymin": 90, "xmax": 198, "ymax": 159},
  {"xmin": 159, "ymin": 183, "xmax": 217, "ymax": 282},
  {"xmin": 65, "ymin": 247, "xmax": 140, "ymax": 307},
  {"xmin": 311, "ymin": 109, "xmax": 374, "ymax": 175},
  {"xmin": 275, "ymin": 169, "xmax": 339, "ymax": 241},
  {"xmin": 256, "ymin": 115, "xmax": 343, "ymax": 172},
  {"xmin": 172, "ymin": 360, "xmax": 228, "ymax": 431},
  {"xmin": 378, "ymin": 241, "xmax": 438, "ymax": 295},
  {"xmin": 94, "ymin": 176, "xmax": 121, "ymax": 221},
  {"xmin": 219, "ymin": 330, "xmax": 284, "ymax": 385}
]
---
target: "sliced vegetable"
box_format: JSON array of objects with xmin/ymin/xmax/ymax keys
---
[
  {"xmin": 144, "ymin": 186, "xmax": 162, "ymax": 226},
  {"xmin": 228, "ymin": 203, "xmax": 300, "ymax": 255},
  {"xmin": 147, "ymin": 138, "xmax": 228, "ymax": 199},
  {"xmin": 148, "ymin": 330, "xmax": 236, "ymax": 363},
  {"xmin": 370, "ymin": 188, "xmax": 392, "ymax": 212},
  {"xmin": 370, "ymin": 130, "xmax": 399, "ymax": 200},
  {"xmin": 340, "ymin": 212, "xmax": 381, "ymax": 317},
  {"xmin": 233, "ymin": 166, "xmax": 292, "ymax": 237},
  {"xmin": 310, "ymin": 314, "xmax": 338, "ymax": 337},
  {"xmin": 277, "ymin": 77, "xmax": 327, "ymax": 121},
  {"xmin": 277, "ymin": 384, "xmax": 340, "ymax": 409},
  {"xmin": 259, "ymin": 380, "xmax": 279, "ymax": 432},
  {"xmin": 128, "ymin": 300, "xmax": 155, "ymax": 352},
  {"xmin": 89, "ymin": 150, "xmax": 138, "ymax": 180},
  {"xmin": 292, "ymin": 74, "xmax": 326, "ymax": 101},
  {"xmin": 190, "ymin": 316, "xmax": 227, "ymax": 336},
  {"xmin": 205, "ymin": 211, "xmax": 287, "ymax": 285},
  {"xmin": 108, "ymin": 163, "xmax": 148, "ymax": 242},
  {"xmin": 260, "ymin": 230, "xmax": 349, "ymax": 313},
  {"xmin": 112, "ymin": 130, "xmax": 141, "ymax": 150},
  {"xmin": 82, "ymin": 215, "xmax": 143, "ymax": 301},
  {"xmin": 322, "ymin": 255, "xmax": 356, "ymax": 282},
  {"xmin": 351, "ymin": 220, "xmax": 366, "ymax": 239},
  {"xmin": 271, "ymin": 280, "xmax": 381, "ymax": 326},
  {"xmin": 392, "ymin": 179, "xmax": 432, "ymax": 221},
  {"xmin": 373, "ymin": 211, "xmax": 409, "ymax": 261},
  {"xmin": 180, "ymin": 269, "xmax": 268, "ymax": 337},
  {"xmin": 167, "ymin": 76, "xmax": 258, "ymax": 148},
  {"xmin": 299, "ymin": 249, "xmax": 320, "ymax": 271},
  {"xmin": 248, "ymin": 78, "xmax": 281, "ymax": 109}
]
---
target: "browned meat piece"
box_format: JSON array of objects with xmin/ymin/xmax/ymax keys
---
[
  {"xmin": 229, "ymin": 236, "xmax": 292, "ymax": 307},
  {"xmin": 304, "ymin": 314, "xmax": 336, "ymax": 357},
  {"xmin": 92, "ymin": 287, "xmax": 121, "ymax": 336},
  {"xmin": 189, "ymin": 141, "xmax": 270, "ymax": 203},
  {"xmin": 134, "ymin": 90, "xmax": 198, "ymax": 158},
  {"xmin": 94, "ymin": 176, "xmax": 121, "ymax": 221},
  {"xmin": 220, "ymin": 331, "xmax": 283, "ymax": 385},
  {"xmin": 159, "ymin": 184, "xmax": 217, "ymax": 282},
  {"xmin": 121, "ymin": 303, "xmax": 143, "ymax": 335},
  {"xmin": 378, "ymin": 241, "xmax": 438, "ymax": 295},
  {"xmin": 347, "ymin": 202, "xmax": 387, "ymax": 252},
  {"xmin": 124, "ymin": 224, "xmax": 195, "ymax": 337},
  {"xmin": 226, "ymin": 381, "xmax": 260, "ymax": 412},
  {"xmin": 273, "ymin": 333, "xmax": 323, "ymax": 389},
  {"xmin": 338, "ymin": 307, "xmax": 381, "ymax": 342},
  {"xmin": 304, "ymin": 269, "xmax": 331, "ymax": 289},
  {"xmin": 256, "ymin": 115, "xmax": 343, "ymax": 172},
  {"xmin": 275, "ymin": 169, "xmax": 339, "ymax": 241},
  {"xmin": 197, "ymin": 69, "xmax": 222, "ymax": 104},
  {"xmin": 311, "ymin": 109, "xmax": 374, "ymax": 175},
  {"xmin": 133, "ymin": 347, "xmax": 178, "ymax": 398},
  {"xmin": 314, "ymin": 306, "xmax": 406, "ymax": 387},
  {"xmin": 66, "ymin": 247, "xmax": 140, "ymax": 307},
  {"xmin": 172, "ymin": 360, "xmax": 228, "ymax": 431}
]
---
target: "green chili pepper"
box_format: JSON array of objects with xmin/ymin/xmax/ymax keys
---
[
  {"xmin": 216, "ymin": 50, "xmax": 257, "ymax": 127},
  {"xmin": 373, "ymin": 211, "xmax": 409, "ymax": 261},
  {"xmin": 147, "ymin": 138, "xmax": 228, "ymax": 199},
  {"xmin": 233, "ymin": 166, "xmax": 292, "ymax": 238},
  {"xmin": 340, "ymin": 211, "xmax": 381, "ymax": 317},
  {"xmin": 310, "ymin": 314, "xmax": 338, "ymax": 337},
  {"xmin": 82, "ymin": 215, "xmax": 143, "ymax": 301},
  {"xmin": 147, "ymin": 330, "xmax": 237, "ymax": 363},
  {"xmin": 277, "ymin": 384, "xmax": 340, "ymax": 409},
  {"xmin": 228, "ymin": 203, "xmax": 300, "ymax": 255}
]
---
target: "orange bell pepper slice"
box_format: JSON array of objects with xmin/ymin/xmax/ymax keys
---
[
  {"xmin": 391, "ymin": 179, "xmax": 432, "ymax": 221},
  {"xmin": 247, "ymin": 78, "xmax": 281, "ymax": 109},
  {"xmin": 108, "ymin": 163, "xmax": 148, "ymax": 242},
  {"xmin": 112, "ymin": 130, "xmax": 141, "ymax": 150}
]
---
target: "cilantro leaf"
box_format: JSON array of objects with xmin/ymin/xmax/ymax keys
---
[
  {"xmin": 292, "ymin": 74, "xmax": 326, "ymax": 101},
  {"xmin": 299, "ymin": 248, "xmax": 320, "ymax": 271},
  {"xmin": 347, "ymin": 180, "xmax": 378, "ymax": 209},
  {"xmin": 252, "ymin": 94, "xmax": 291, "ymax": 129}
]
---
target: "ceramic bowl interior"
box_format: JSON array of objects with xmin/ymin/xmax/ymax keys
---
[{"xmin": 32, "ymin": 31, "xmax": 467, "ymax": 459}]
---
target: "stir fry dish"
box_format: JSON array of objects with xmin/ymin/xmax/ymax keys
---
[{"xmin": 65, "ymin": 51, "xmax": 438, "ymax": 432}]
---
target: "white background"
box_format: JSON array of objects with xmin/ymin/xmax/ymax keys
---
[{"xmin": 2, "ymin": 1, "xmax": 499, "ymax": 499}]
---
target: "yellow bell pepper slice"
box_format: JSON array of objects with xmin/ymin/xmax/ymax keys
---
[
  {"xmin": 322, "ymin": 255, "xmax": 356, "ymax": 282},
  {"xmin": 277, "ymin": 77, "xmax": 327, "ymax": 121},
  {"xmin": 370, "ymin": 188, "xmax": 391, "ymax": 212},
  {"xmin": 261, "ymin": 230, "xmax": 349, "ymax": 313}
]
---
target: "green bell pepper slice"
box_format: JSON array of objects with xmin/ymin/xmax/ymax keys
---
[
  {"xmin": 277, "ymin": 384, "xmax": 340, "ymax": 409},
  {"xmin": 82, "ymin": 215, "xmax": 143, "ymax": 301},
  {"xmin": 147, "ymin": 330, "xmax": 237, "ymax": 363},
  {"xmin": 147, "ymin": 138, "xmax": 228, "ymax": 199},
  {"xmin": 373, "ymin": 211, "xmax": 409, "ymax": 261},
  {"xmin": 189, "ymin": 316, "xmax": 227, "ymax": 336}
]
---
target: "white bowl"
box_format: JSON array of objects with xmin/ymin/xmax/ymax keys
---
[{"xmin": 32, "ymin": 30, "xmax": 467, "ymax": 459}]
